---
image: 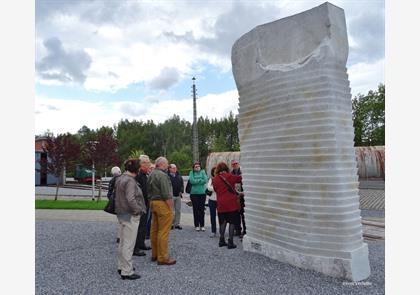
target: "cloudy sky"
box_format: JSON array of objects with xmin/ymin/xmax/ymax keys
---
[{"xmin": 35, "ymin": 0, "xmax": 384, "ymax": 135}]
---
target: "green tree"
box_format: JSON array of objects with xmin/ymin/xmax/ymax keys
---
[
  {"xmin": 42, "ymin": 112, "xmax": 244, "ymax": 178},
  {"xmin": 115, "ymin": 119, "xmax": 155, "ymax": 160},
  {"xmin": 168, "ymin": 145, "xmax": 193, "ymax": 175},
  {"xmin": 158, "ymin": 115, "xmax": 192, "ymax": 158},
  {"xmin": 197, "ymin": 116, "xmax": 212, "ymax": 165},
  {"xmin": 352, "ymin": 84, "xmax": 385, "ymax": 146},
  {"xmin": 129, "ymin": 149, "xmax": 145, "ymax": 159}
]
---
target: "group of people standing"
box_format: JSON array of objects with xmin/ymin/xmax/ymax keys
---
[
  {"xmin": 107, "ymin": 156, "xmax": 246, "ymax": 280},
  {"xmin": 108, "ymin": 156, "xmax": 177, "ymax": 280},
  {"xmin": 207, "ymin": 161, "xmax": 245, "ymax": 249},
  {"xmin": 189, "ymin": 160, "xmax": 246, "ymax": 243}
]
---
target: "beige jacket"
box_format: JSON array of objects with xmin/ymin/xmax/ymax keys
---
[{"xmin": 115, "ymin": 172, "xmax": 146, "ymax": 215}]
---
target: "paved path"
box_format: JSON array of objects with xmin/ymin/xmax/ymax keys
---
[
  {"xmin": 359, "ymin": 189, "xmax": 385, "ymax": 210},
  {"xmin": 36, "ymin": 186, "xmax": 385, "ymax": 210},
  {"xmin": 36, "ymin": 213, "xmax": 384, "ymax": 295}
]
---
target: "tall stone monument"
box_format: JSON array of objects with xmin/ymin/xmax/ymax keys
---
[{"xmin": 231, "ymin": 2, "xmax": 370, "ymax": 281}]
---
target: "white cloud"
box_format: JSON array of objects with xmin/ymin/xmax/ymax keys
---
[
  {"xmin": 148, "ymin": 67, "xmax": 181, "ymax": 90},
  {"xmin": 35, "ymin": 0, "xmax": 231, "ymax": 92},
  {"xmin": 82, "ymin": 41, "xmax": 198, "ymax": 92},
  {"xmin": 35, "ymin": 62, "xmax": 384, "ymax": 135},
  {"xmin": 348, "ymin": 58, "xmax": 384, "ymax": 96},
  {"xmin": 35, "ymin": 97, "xmax": 121, "ymax": 135},
  {"xmin": 116, "ymin": 102, "xmax": 147, "ymax": 117},
  {"xmin": 35, "ymin": 90, "xmax": 239, "ymax": 135},
  {"xmin": 35, "ymin": 0, "xmax": 384, "ymax": 91},
  {"xmin": 34, "ymin": 0, "xmax": 384, "ymax": 134},
  {"xmin": 36, "ymin": 37, "xmax": 92, "ymax": 84}
]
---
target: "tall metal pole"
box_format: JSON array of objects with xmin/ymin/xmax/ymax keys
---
[
  {"xmin": 92, "ymin": 159, "xmax": 95, "ymax": 201},
  {"xmin": 192, "ymin": 77, "xmax": 199, "ymax": 163},
  {"xmin": 88, "ymin": 140, "xmax": 98, "ymax": 201}
]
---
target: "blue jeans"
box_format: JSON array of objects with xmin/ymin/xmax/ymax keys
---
[{"xmin": 208, "ymin": 199, "xmax": 217, "ymax": 234}]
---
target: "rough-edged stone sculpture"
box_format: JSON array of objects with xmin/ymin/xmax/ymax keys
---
[{"xmin": 231, "ymin": 2, "xmax": 370, "ymax": 281}]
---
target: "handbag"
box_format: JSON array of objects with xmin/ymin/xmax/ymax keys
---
[
  {"xmin": 205, "ymin": 188, "xmax": 213, "ymax": 196},
  {"xmin": 185, "ymin": 180, "xmax": 192, "ymax": 194},
  {"xmin": 103, "ymin": 196, "xmax": 116, "ymax": 215}
]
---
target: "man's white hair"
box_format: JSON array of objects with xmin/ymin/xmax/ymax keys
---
[
  {"xmin": 155, "ymin": 156, "xmax": 168, "ymax": 167},
  {"xmin": 169, "ymin": 164, "xmax": 177, "ymax": 169},
  {"xmin": 111, "ymin": 166, "xmax": 121, "ymax": 176},
  {"xmin": 139, "ymin": 154, "xmax": 150, "ymax": 163}
]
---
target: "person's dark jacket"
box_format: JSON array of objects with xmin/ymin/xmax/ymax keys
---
[
  {"xmin": 135, "ymin": 170, "xmax": 149, "ymax": 208},
  {"xmin": 231, "ymin": 167, "xmax": 242, "ymax": 176},
  {"xmin": 231, "ymin": 167, "xmax": 245, "ymax": 207},
  {"xmin": 168, "ymin": 171, "xmax": 184, "ymax": 197},
  {"xmin": 107, "ymin": 175, "xmax": 119, "ymax": 200},
  {"xmin": 231, "ymin": 167, "xmax": 243, "ymax": 191}
]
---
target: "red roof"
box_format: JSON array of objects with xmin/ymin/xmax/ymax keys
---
[{"xmin": 35, "ymin": 137, "xmax": 48, "ymax": 152}]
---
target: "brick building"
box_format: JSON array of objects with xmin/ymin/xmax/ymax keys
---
[{"xmin": 35, "ymin": 136, "xmax": 62, "ymax": 186}]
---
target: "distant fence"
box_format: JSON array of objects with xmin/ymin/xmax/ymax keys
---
[{"xmin": 206, "ymin": 146, "xmax": 385, "ymax": 179}]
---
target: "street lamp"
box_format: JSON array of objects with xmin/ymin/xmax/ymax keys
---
[{"xmin": 88, "ymin": 140, "xmax": 99, "ymax": 201}]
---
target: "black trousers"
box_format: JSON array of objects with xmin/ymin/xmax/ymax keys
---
[
  {"xmin": 235, "ymin": 196, "xmax": 246, "ymax": 234},
  {"xmin": 208, "ymin": 199, "xmax": 218, "ymax": 233},
  {"xmin": 190, "ymin": 194, "xmax": 206, "ymax": 227},
  {"xmin": 134, "ymin": 211, "xmax": 148, "ymax": 250}
]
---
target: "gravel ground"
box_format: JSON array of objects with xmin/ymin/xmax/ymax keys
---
[{"xmin": 36, "ymin": 220, "xmax": 384, "ymax": 295}]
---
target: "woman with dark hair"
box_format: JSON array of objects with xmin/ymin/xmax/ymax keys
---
[
  {"xmin": 206, "ymin": 166, "xmax": 218, "ymax": 237},
  {"xmin": 212, "ymin": 162, "xmax": 242, "ymax": 249},
  {"xmin": 115, "ymin": 159, "xmax": 146, "ymax": 280},
  {"xmin": 188, "ymin": 162, "xmax": 208, "ymax": 231}
]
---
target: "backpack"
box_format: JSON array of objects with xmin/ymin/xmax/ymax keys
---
[{"xmin": 104, "ymin": 175, "xmax": 119, "ymax": 215}]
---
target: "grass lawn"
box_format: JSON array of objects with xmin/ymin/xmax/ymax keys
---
[{"xmin": 35, "ymin": 199, "xmax": 108, "ymax": 210}]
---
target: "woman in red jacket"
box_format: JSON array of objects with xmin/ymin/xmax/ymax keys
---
[{"xmin": 212, "ymin": 162, "xmax": 242, "ymax": 249}]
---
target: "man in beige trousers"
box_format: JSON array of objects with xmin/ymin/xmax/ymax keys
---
[
  {"xmin": 115, "ymin": 159, "xmax": 146, "ymax": 280},
  {"xmin": 147, "ymin": 157, "xmax": 176, "ymax": 265}
]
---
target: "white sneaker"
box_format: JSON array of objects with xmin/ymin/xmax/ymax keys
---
[
  {"xmin": 201, "ymin": 227, "xmax": 206, "ymax": 232},
  {"xmin": 195, "ymin": 227, "xmax": 200, "ymax": 231}
]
